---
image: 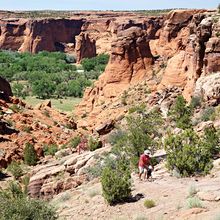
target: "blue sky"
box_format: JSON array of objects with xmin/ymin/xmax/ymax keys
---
[{"xmin": 0, "ymin": 0, "xmax": 219, "ymax": 11}]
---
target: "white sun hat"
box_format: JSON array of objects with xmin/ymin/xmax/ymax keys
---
[{"xmin": 144, "ymin": 150, "xmax": 151, "ymax": 156}]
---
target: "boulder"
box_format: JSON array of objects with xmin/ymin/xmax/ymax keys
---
[
  {"xmin": 76, "ymin": 26, "xmax": 154, "ymax": 120},
  {"xmin": 95, "ymin": 120, "xmax": 115, "ymax": 135},
  {"xmin": 194, "ymin": 72, "xmax": 220, "ymax": 103}
]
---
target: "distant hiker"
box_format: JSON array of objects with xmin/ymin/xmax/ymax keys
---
[
  {"xmin": 76, "ymin": 137, "xmax": 87, "ymax": 154},
  {"xmin": 138, "ymin": 150, "xmax": 153, "ymax": 181}
]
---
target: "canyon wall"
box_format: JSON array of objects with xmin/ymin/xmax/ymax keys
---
[
  {"xmin": 76, "ymin": 9, "xmax": 220, "ymax": 130},
  {"xmin": 0, "ymin": 18, "xmax": 97, "ymax": 62}
]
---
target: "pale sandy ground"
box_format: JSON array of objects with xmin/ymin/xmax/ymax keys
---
[{"xmin": 52, "ymin": 160, "xmax": 220, "ymax": 220}]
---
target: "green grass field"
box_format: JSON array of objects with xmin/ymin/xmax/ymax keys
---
[{"xmin": 25, "ymin": 96, "xmax": 82, "ymax": 112}]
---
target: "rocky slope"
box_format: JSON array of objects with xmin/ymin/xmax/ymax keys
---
[
  {"xmin": 76, "ymin": 9, "xmax": 220, "ymax": 130},
  {"xmin": 0, "ymin": 95, "xmax": 78, "ymax": 168}
]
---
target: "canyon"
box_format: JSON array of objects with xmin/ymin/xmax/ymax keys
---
[{"xmin": 0, "ymin": 9, "xmax": 220, "ymax": 220}]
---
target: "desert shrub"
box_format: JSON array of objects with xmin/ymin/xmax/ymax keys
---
[
  {"xmin": 69, "ymin": 136, "xmax": 81, "ymax": 148},
  {"xmin": 169, "ymin": 95, "xmax": 192, "ymax": 129},
  {"xmin": 43, "ymin": 144, "xmax": 58, "ymax": 156},
  {"xmin": 107, "ymin": 129, "xmax": 127, "ymax": 146},
  {"xmin": 190, "ymin": 96, "xmax": 202, "ymax": 109},
  {"xmin": 124, "ymin": 110, "xmax": 163, "ymax": 168},
  {"xmin": 86, "ymin": 153, "xmax": 116, "ymax": 180},
  {"xmin": 144, "ymin": 199, "xmax": 156, "ymax": 208},
  {"xmin": 87, "ymin": 187, "xmax": 101, "ymax": 198},
  {"xmin": 24, "ymin": 143, "xmax": 38, "ymax": 166},
  {"xmin": 65, "ymin": 54, "xmax": 76, "ymax": 63},
  {"xmin": 7, "ymin": 162, "xmax": 23, "ymax": 180},
  {"xmin": 21, "ymin": 175, "xmax": 30, "ymax": 195},
  {"xmin": 101, "ymin": 155, "xmax": 131, "ymax": 205},
  {"xmin": 165, "ymin": 129, "xmax": 213, "ymax": 177},
  {"xmin": 12, "ymin": 82, "xmax": 27, "ymax": 99},
  {"xmin": 121, "ymin": 90, "xmax": 128, "ymax": 105},
  {"xmin": 186, "ymin": 197, "xmax": 203, "ymax": 209},
  {"xmin": 86, "ymin": 162, "xmax": 103, "ymax": 180},
  {"xmin": 128, "ymin": 103, "xmax": 146, "ymax": 114},
  {"xmin": 0, "ymin": 181, "xmax": 57, "ymax": 220},
  {"xmin": 43, "ymin": 109, "xmax": 50, "ymax": 117},
  {"xmin": 9, "ymin": 104, "xmax": 22, "ymax": 113},
  {"xmin": 200, "ymin": 107, "xmax": 215, "ymax": 122},
  {"xmin": 203, "ymin": 126, "xmax": 220, "ymax": 155},
  {"xmin": 81, "ymin": 54, "xmax": 109, "ymax": 72},
  {"xmin": 22, "ymin": 126, "xmax": 32, "ymax": 133},
  {"xmin": 58, "ymin": 192, "xmax": 71, "ymax": 202},
  {"xmin": 88, "ymin": 137, "xmax": 102, "ymax": 151},
  {"xmin": 188, "ymin": 184, "xmax": 198, "ymax": 198}
]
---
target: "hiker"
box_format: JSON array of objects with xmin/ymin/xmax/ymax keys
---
[
  {"xmin": 76, "ymin": 137, "xmax": 87, "ymax": 154},
  {"xmin": 138, "ymin": 149, "xmax": 153, "ymax": 181}
]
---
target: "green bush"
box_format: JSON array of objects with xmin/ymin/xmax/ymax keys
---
[
  {"xmin": 190, "ymin": 96, "xmax": 202, "ymax": 109},
  {"xmin": 201, "ymin": 107, "xmax": 215, "ymax": 122},
  {"xmin": 144, "ymin": 199, "xmax": 156, "ymax": 208},
  {"xmin": 43, "ymin": 144, "xmax": 58, "ymax": 156},
  {"xmin": 107, "ymin": 129, "xmax": 127, "ymax": 146},
  {"xmin": 203, "ymin": 126, "xmax": 220, "ymax": 155},
  {"xmin": 65, "ymin": 54, "xmax": 76, "ymax": 63},
  {"xmin": 12, "ymin": 82, "xmax": 27, "ymax": 99},
  {"xmin": 165, "ymin": 129, "xmax": 213, "ymax": 177},
  {"xmin": 0, "ymin": 181, "xmax": 57, "ymax": 220},
  {"xmin": 86, "ymin": 153, "xmax": 116, "ymax": 180},
  {"xmin": 124, "ymin": 110, "xmax": 163, "ymax": 168},
  {"xmin": 88, "ymin": 137, "xmax": 102, "ymax": 151},
  {"xmin": 69, "ymin": 136, "xmax": 81, "ymax": 148},
  {"xmin": 81, "ymin": 54, "xmax": 109, "ymax": 72},
  {"xmin": 24, "ymin": 143, "xmax": 38, "ymax": 166},
  {"xmin": 186, "ymin": 197, "xmax": 203, "ymax": 209},
  {"xmin": 128, "ymin": 104, "xmax": 146, "ymax": 114},
  {"xmin": 101, "ymin": 156, "xmax": 131, "ymax": 205},
  {"xmin": 7, "ymin": 162, "xmax": 23, "ymax": 180},
  {"xmin": 169, "ymin": 95, "xmax": 192, "ymax": 129}
]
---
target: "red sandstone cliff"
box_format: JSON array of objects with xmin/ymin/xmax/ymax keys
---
[
  {"xmin": 0, "ymin": 18, "xmax": 97, "ymax": 62},
  {"xmin": 75, "ymin": 9, "xmax": 220, "ymax": 130}
]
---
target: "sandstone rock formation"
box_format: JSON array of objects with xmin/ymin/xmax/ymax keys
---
[
  {"xmin": 74, "ymin": 9, "xmax": 220, "ymax": 130},
  {"xmin": 77, "ymin": 27, "xmax": 154, "ymax": 115},
  {"xmin": 0, "ymin": 18, "xmax": 84, "ymax": 53},
  {"xmin": 28, "ymin": 146, "xmax": 111, "ymax": 198},
  {"xmin": 75, "ymin": 32, "xmax": 96, "ymax": 63},
  {"xmin": 194, "ymin": 72, "xmax": 220, "ymax": 104}
]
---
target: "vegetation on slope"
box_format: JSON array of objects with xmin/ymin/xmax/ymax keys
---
[{"xmin": 0, "ymin": 181, "xmax": 57, "ymax": 220}]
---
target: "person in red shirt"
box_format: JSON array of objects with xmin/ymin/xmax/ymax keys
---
[{"xmin": 138, "ymin": 150, "xmax": 152, "ymax": 181}]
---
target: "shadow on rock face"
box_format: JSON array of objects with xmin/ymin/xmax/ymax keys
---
[
  {"xmin": 0, "ymin": 171, "xmax": 10, "ymax": 181},
  {"xmin": 0, "ymin": 121, "xmax": 19, "ymax": 135}
]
